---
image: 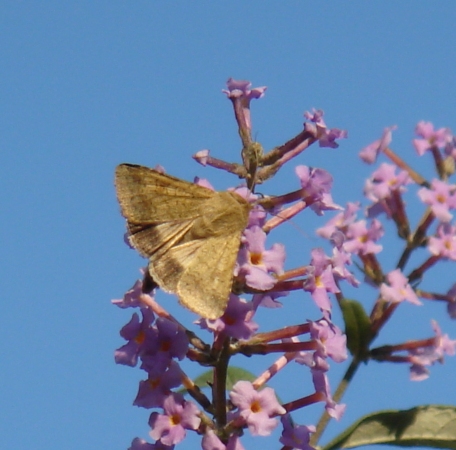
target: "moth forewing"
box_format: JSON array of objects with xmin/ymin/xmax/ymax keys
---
[
  {"xmin": 115, "ymin": 164, "xmax": 214, "ymax": 223},
  {"xmin": 115, "ymin": 163, "xmax": 252, "ymax": 319},
  {"xmin": 128, "ymin": 219, "xmax": 195, "ymax": 259}
]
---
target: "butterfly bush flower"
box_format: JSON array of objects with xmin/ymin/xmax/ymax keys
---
[
  {"xmin": 153, "ymin": 318, "xmax": 188, "ymax": 360},
  {"xmin": 140, "ymin": 318, "xmax": 189, "ymax": 375},
  {"xmin": 222, "ymin": 78, "xmax": 266, "ymax": 135},
  {"xmin": 149, "ymin": 393, "xmax": 201, "ymax": 446},
  {"xmin": 238, "ymin": 225, "xmax": 285, "ymax": 290},
  {"xmin": 380, "ymin": 269, "xmax": 421, "ymax": 305},
  {"xmin": 115, "ymin": 308, "xmax": 156, "ymax": 367},
  {"xmin": 359, "ymin": 126, "xmax": 396, "ymax": 164},
  {"xmin": 134, "ymin": 361, "xmax": 182, "ymax": 409},
  {"xmin": 296, "ymin": 165, "xmax": 332, "ymax": 199},
  {"xmin": 193, "ymin": 149, "xmax": 210, "ymax": 166},
  {"xmin": 252, "ymin": 290, "xmax": 288, "ymax": 309},
  {"xmin": 229, "ymin": 380, "xmax": 286, "ymax": 436},
  {"xmin": 246, "ymin": 203, "xmax": 267, "ymax": 227},
  {"xmin": 328, "ymin": 231, "xmax": 360, "ymax": 287},
  {"xmin": 316, "ymin": 202, "xmax": 360, "ymax": 239},
  {"xmin": 112, "ymin": 277, "xmax": 147, "ymax": 309},
  {"xmin": 201, "ymin": 430, "xmax": 245, "ymax": 450},
  {"xmin": 280, "ymin": 415, "xmax": 316, "ymax": 450},
  {"xmin": 310, "ymin": 319, "xmax": 348, "ymax": 364},
  {"xmin": 408, "ymin": 320, "xmax": 456, "ymax": 381},
  {"xmin": 304, "ymin": 109, "xmax": 347, "ymax": 149},
  {"xmin": 295, "ymin": 165, "xmax": 341, "ymax": 214},
  {"xmin": 431, "ymin": 320, "xmax": 456, "ymax": 358},
  {"xmin": 364, "ymin": 163, "xmax": 411, "ymax": 202},
  {"xmin": 201, "ymin": 431, "xmax": 225, "ymax": 450},
  {"xmin": 198, "ymin": 294, "xmax": 258, "ymax": 340},
  {"xmin": 223, "ymin": 77, "xmax": 267, "ymax": 101},
  {"xmin": 413, "ymin": 121, "xmax": 452, "ymax": 155},
  {"xmin": 311, "ymin": 369, "xmax": 345, "ymax": 419},
  {"xmin": 418, "ymin": 179, "xmax": 456, "ymax": 223},
  {"xmin": 303, "ymin": 248, "xmax": 340, "ymax": 315},
  {"xmin": 201, "ymin": 429, "xmax": 226, "ymax": 450},
  {"xmin": 343, "ymin": 218, "xmax": 384, "ymax": 255},
  {"xmin": 362, "ymin": 163, "xmax": 412, "ymax": 226},
  {"xmin": 365, "ymin": 163, "xmax": 409, "ymax": 205},
  {"xmin": 295, "ymin": 319, "xmax": 347, "ymax": 372},
  {"xmin": 427, "ymin": 223, "xmax": 456, "ymax": 260}
]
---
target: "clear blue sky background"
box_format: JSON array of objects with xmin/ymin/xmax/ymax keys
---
[{"xmin": 1, "ymin": 2, "xmax": 456, "ymax": 450}]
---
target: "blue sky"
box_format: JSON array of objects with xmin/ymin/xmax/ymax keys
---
[{"xmin": 2, "ymin": 2, "xmax": 456, "ymax": 449}]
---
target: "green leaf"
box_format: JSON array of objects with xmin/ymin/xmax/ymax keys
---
[
  {"xmin": 340, "ymin": 298, "xmax": 372, "ymax": 360},
  {"xmin": 191, "ymin": 366, "xmax": 257, "ymax": 391},
  {"xmin": 323, "ymin": 405, "xmax": 456, "ymax": 450}
]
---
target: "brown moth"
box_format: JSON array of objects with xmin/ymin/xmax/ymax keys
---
[{"xmin": 115, "ymin": 163, "xmax": 251, "ymax": 319}]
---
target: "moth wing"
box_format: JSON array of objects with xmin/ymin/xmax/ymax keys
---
[
  {"xmin": 115, "ymin": 164, "xmax": 214, "ymax": 223},
  {"xmin": 115, "ymin": 163, "xmax": 250, "ymax": 318},
  {"xmin": 149, "ymin": 239, "xmax": 205, "ymax": 294},
  {"xmin": 176, "ymin": 232, "xmax": 243, "ymax": 319},
  {"xmin": 128, "ymin": 219, "xmax": 194, "ymax": 258}
]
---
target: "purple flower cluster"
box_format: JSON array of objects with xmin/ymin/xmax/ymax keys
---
[
  {"xmin": 114, "ymin": 279, "xmax": 196, "ymax": 448},
  {"xmin": 113, "ymin": 79, "xmax": 352, "ymax": 449},
  {"xmin": 113, "ymin": 79, "xmax": 456, "ymax": 449},
  {"xmin": 317, "ymin": 120, "xmax": 456, "ymax": 378}
]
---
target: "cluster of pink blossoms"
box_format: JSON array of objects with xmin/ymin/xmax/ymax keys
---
[
  {"xmin": 341, "ymin": 121, "xmax": 456, "ymax": 378},
  {"xmin": 113, "ymin": 80, "xmax": 456, "ymax": 449}
]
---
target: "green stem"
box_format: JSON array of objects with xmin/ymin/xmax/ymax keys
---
[{"xmin": 213, "ymin": 337, "xmax": 231, "ymax": 428}]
